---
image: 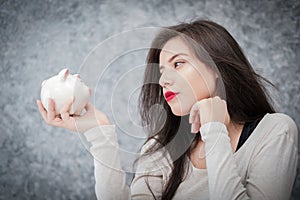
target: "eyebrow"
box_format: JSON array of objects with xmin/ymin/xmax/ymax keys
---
[{"xmin": 168, "ymin": 53, "xmax": 188, "ymax": 63}]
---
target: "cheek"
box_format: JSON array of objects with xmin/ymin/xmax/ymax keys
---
[
  {"xmin": 186, "ymin": 72, "xmax": 211, "ymax": 100},
  {"xmin": 169, "ymin": 68, "xmax": 215, "ymax": 116}
]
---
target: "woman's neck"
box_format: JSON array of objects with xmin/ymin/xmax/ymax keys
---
[{"xmin": 226, "ymin": 121, "xmax": 245, "ymax": 152}]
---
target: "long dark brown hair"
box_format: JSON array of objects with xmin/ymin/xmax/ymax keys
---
[{"xmin": 137, "ymin": 19, "xmax": 275, "ymax": 199}]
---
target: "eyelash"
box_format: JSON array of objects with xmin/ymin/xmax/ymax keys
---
[
  {"xmin": 174, "ymin": 61, "xmax": 184, "ymax": 68},
  {"xmin": 159, "ymin": 61, "xmax": 185, "ymax": 74}
]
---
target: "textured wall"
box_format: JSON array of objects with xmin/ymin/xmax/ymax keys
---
[{"xmin": 0, "ymin": 0, "xmax": 299, "ymax": 199}]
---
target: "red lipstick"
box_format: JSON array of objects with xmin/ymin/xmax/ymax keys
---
[{"xmin": 164, "ymin": 91, "xmax": 178, "ymax": 102}]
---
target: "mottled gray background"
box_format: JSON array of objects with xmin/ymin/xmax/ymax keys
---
[{"xmin": 0, "ymin": 0, "xmax": 299, "ymax": 199}]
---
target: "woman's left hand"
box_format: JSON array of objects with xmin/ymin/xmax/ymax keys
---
[{"xmin": 189, "ymin": 96, "xmax": 230, "ymax": 133}]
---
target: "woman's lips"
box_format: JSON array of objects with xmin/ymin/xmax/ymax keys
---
[{"xmin": 164, "ymin": 91, "xmax": 179, "ymax": 102}]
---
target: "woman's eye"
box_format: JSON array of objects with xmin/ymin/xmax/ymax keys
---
[{"xmin": 174, "ymin": 62, "xmax": 184, "ymax": 68}]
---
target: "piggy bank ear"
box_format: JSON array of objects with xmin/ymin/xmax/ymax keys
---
[
  {"xmin": 41, "ymin": 80, "xmax": 47, "ymax": 87},
  {"xmin": 74, "ymin": 74, "xmax": 80, "ymax": 78},
  {"xmin": 58, "ymin": 68, "xmax": 69, "ymax": 81}
]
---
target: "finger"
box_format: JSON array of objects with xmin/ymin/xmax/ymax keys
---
[
  {"xmin": 84, "ymin": 102, "xmax": 95, "ymax": 113},
  {"xmin": 47, "ymin": 98, "xmax": 56, "ymax": 121},
  {"xmin": 59, "ymin": 98, "xmax": 74, "ymax": 115},
  {"xmin": 54, "ymin": 117, "xmax": 63, "ymax": 123},
  {"xmin": 85, "ymin": 102, "xmax": 93, "ymax": 110},
  {"xmin": 37, "ymin": 100, "xmax": 48, "ymax": 122},
  {"xmin": 191, "ymin": 122, "xmax": 200, "ymax": 133},
  {"xmin": 191, "ymin": 123, "xmax": 195, "ymax": 133},
  {"xmin": 61, "ymin": 112, "xmax": 70, "ymax": 121},
  {"xmin": 193, "ymin": 104, "xmax": 201, "ymax": 125},
  {"xmin": 223, "ymin": 101, "xmax": 230, "ymax": 125},
  {"xmin": 194, "ymin": 122, "xmax": 201, "ymax": 133},
  {"xmin": 189, "ymin": 102, "xmax": 199, "ymax": 123},
  {"xmin": 189, "ymin": 105, "xmax": 195, "ymax": 123}
]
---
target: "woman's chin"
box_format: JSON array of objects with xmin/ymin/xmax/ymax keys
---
[
  {"xmin": 168, "ymin": 99, "xmax": 192, "ymax": 116},
  {"xmin": 171, "ymin": 107, "xmax": 189, "ymax": 117}
]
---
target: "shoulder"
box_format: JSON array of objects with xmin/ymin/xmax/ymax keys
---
[
  {"xmin": 264, "ymin": 113, "xmax": 297, "ymax": 129},
  {"xmin": 258, "ymin": 113, "xmax": 298, "ymax": 145}
]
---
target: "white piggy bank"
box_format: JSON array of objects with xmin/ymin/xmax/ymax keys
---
[{"xmin": 41, "ymin": 68, "xmax": 91, "ymax": 116}]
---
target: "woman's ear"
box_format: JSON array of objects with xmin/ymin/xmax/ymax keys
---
[
  {"xmin": 211, "ymin": 73, "xmax": 221, "ymax": 97},
  {"xmin": 215, "ymin": 72, "xmax": 219, "ymax": 79}
]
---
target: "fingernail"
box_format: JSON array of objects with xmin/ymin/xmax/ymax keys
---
[{"xmin": 194, "ymin": 127, "xmax": 198, "ymax": 133}]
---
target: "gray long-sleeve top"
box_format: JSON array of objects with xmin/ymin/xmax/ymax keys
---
[{"xmin": 83, "ymin": 113, "xmax": 298, "ymax": 199}]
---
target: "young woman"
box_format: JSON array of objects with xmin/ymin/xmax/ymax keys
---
[{"xmin": 37, "ymin": 19, "xmax": 298, "ymax": 199}]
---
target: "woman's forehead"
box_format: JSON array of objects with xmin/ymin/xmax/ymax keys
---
[{"xmin": 160, "ymin": 37, "xmax": 192, "ymax": 61}]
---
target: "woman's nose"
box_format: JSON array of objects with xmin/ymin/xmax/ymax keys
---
[{"xmin": 159, "ymin": 71, "xmax": 174, "ymax": 88}]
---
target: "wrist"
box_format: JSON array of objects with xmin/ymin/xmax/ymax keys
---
[
  {"xmin": 97, "ymin": 115, "xmax": 112, "ymax": 126},
  {"xmin": 200, "ymin": 122, "xmax": 228, "ymax": 142},
  {"xmin": 98, "ymin": 119, "xmax": 111, "ymax": 126}
]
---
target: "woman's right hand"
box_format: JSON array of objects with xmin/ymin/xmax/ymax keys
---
[{"xmin": 37, "ymin": 98, "xmax": 112, "ymax": 133}]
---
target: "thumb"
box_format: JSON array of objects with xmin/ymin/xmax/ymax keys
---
[
  {"xmin": 85, "ymin": 102, "xmax": 94, "ymax": 112},
  {"xmin": 225, "ymin": 111, "xmax": 230, "ymax": 126}
]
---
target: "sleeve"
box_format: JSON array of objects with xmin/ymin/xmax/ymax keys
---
[
  {"xmin": 200, "ymin": 120, "xmax": 298, "ymax": 200},
  {"xmin": 83, "ymin": 125, "xmax": 164, "ymax": 200}
]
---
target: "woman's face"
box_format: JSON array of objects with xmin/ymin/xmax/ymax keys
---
[{"xmin": 159, "ymin": 36, "xmax": 217, "ymax": 116}]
